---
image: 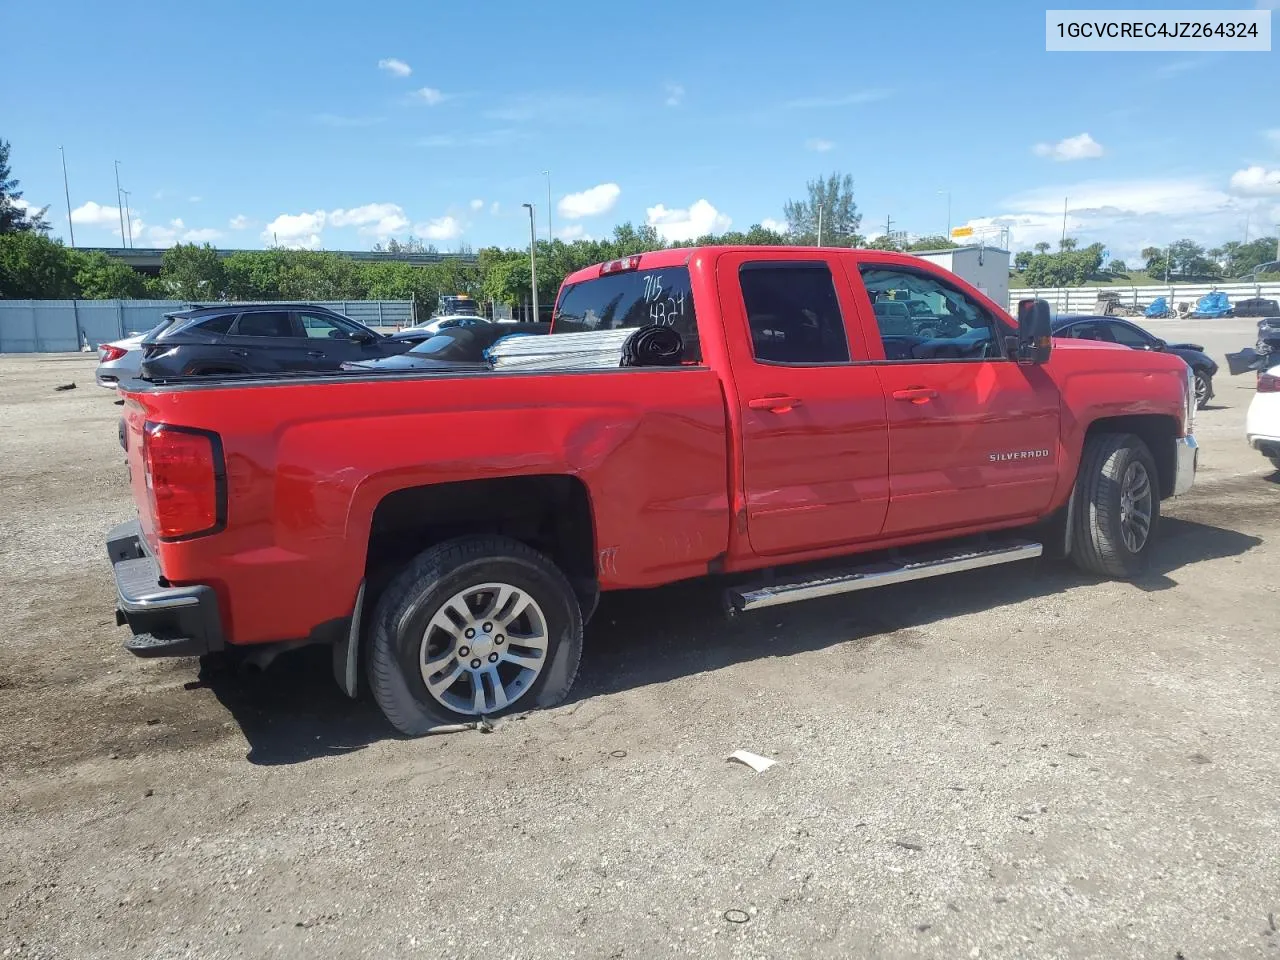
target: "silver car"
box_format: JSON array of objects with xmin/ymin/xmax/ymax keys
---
[{"xmin": 95, "ymin": 334, "xmax": 146, "ymax": 389}]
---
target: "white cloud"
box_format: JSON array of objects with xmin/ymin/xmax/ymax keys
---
[
  {"xmin": 558, "ymin": 183, "xmax": 621, "ymax": 219},
  {"xmin": 329, "ymin": 202, "xmax": 410, "ymax": 238},
  {"xmin": 1032, "ymin": 133, "xmax": 1104, "ymax": 161},
  {"xmin": 490, "ymin": 201, "xmax": 500, "ymax": 216},
  {"xmin": 1228, "ymin": 165, "xmax": 1280, "ymax": 197},
  {"xmin": 70, "ymin": 201, "xmax": 122, "ymax": 226},
  {"xmin": 182, "ymin": 228, "xmax": 222, "ymax": 243},
  {"xmin": 646, "ymin": 199, "xmax": 731, "ymax": 242},
  {"xmin": 469, "ymin": 198, "xmax": 484, "ymax": 211},
  {"xmin": 415, "ymin": 216, "xmax": 463, "ymax": 241},
  {"xmin": 378, "ymin": 57, "xmax": 411, "ymax": 77},
  {"xmin": 963, "ymin": 175, "xmax": 1272, "ymax": 261},
  {"xmin": 557, "ymin": 224, "xmax": 586, "ymax": 241},
  {"xmin": 664, "ymin": 82, "xmax": 685, "ymax": 107},
  {"xmin": 229, "ymin": 214, "xmax": 251, "ymax": 230},
  {"xmin": 263, "ymin": 210, "xmax": 326, "ymax": 249},
  {"xmin": 412, "ymin": 87, "xmax": 446, "ymax": 105},
  {"xmin": 806, "ymin": 138, "xmax": 834, "ymax": 153},
  {"xmin": 783, "ymin": 90, "xmax": 889, "ymax": 109},
  {"xmin": 761, "ymin": 218, "xmax": 789, "ymax": 234}
]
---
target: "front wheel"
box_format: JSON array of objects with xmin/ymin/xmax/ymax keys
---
[
  {"xmin": 1193, "ymin": 371, "xmax": 1212, "ymax": 409},
  {"xmin": 1070, "ymin": 433, "xmax": 1160, "ymax": 580},
  {"xmin": 367, "ymin": 535, "xmax": 584, "ymax": 735}
]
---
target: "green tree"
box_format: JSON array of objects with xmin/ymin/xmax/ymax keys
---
[
  {"xmin": 784, "ymin": 172, "xmax": 861, "ymax": 246},
  {"xmin": 1108, "ymin": 258, "xmax": 1127, "ymax": 276},
  {"xmin": 907, "ymin": 236, "xmax": 957, "ymax": 252},
  {"xmin": 1014, "ymin": 250, "xmax": 1033, "ymax": 272},
  {"xmin": 0, "ymin": 140, "xmax": 49, "ymax": 235},
  {"xmin": 70, "ymin": 250, "xmax": 148, "ymax": 298},
  {"xmin": 1034, "ymin": 242, "xmax": 1051, "ymax": 255},
  {"xmin": 160, "ymin": 243, "xmax": 226, "ymax": 300},
  {"xmin": 1058, "ymin": 237, "xmax": 1078, "ymax": 252},
  {"xmin": 0, "ymin": 232, "xmax": 77, "ymax": 297},
  {"xmin": 864, "ymin": 235, "xmax": 903, "ymax": 251},
  {"xmin": 1209, "ymin": 237, "xmax": 1279, "ymax": 277},
  {"xmin": 1166, "ymin": 238, "xmax": 1217, "ymax": 279}
]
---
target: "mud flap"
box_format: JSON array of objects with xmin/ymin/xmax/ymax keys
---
[{"xmin": 332, "ymin": 580, "xmax": 365, "ymax": 699}]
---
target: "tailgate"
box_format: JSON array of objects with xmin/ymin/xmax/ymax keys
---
[{"xmin": 120, "ymin": 394, "xmax": 157, "ymax": 550}]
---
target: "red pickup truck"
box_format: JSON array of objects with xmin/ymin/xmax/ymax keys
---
[{"xmin": 107, "ymin": 247, "xmax": 1198, "ymax": 734}]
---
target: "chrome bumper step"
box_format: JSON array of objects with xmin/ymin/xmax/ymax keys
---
[{"xmin": 724, "ymin": 539, "xmax": 1043, "ymax": 615}]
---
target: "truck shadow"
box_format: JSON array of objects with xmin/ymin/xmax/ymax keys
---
[{"xmin": 199, "ymin": 516, "xmax": 1259, "ymax": 765}]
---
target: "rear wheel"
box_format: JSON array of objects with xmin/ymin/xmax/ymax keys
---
[
  {"xmin": 1070, "ymin": 433, "xmax": 1160, "ymax": 580},
  {"xmin": 1193, "ymin": 370, "xmax": 1211, "ymax": 409},
  {"xmin": 367, "ymin": 535, "xmax": 583, "ymax": 735}
]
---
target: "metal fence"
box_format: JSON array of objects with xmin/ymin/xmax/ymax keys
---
[
  {"xmin": 1008, "ymin": 280, "xmax": 1280, "ymax": 316},
  {"xmin": 0, "ymin": 299, "xmax": 416, "ymax": 353}
]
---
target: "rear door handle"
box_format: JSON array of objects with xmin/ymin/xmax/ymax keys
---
[
  {"xmin": 228, "ymin": 348, "xmax": 249, "ymax": 358},
  {"xmin": 748, "ymin": 395, "xmax": 803, "ymax": 412},
  {"xmin": 892, "ymin": 388, "xmax": 938, "ymax": 403},
  {"xmin": 306, "ymin": 350, "xmax": 326, "ymax": 358}
]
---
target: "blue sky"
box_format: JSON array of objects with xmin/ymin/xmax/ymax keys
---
[{"xmin": 4, "ymin": 0, "xmax": 1278, "ymax": 261}]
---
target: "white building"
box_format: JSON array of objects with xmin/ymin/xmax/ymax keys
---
[{"xmin": 912, "ymin": 245, "xmax": 1010, "ymax": 313}]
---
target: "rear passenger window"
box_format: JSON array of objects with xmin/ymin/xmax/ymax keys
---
[
  {"xmin": 739, "ymin": 263, "xmax": 850, "ymax": 364},
  {"xmin": 196, "ymin": 314, "xmax": 235, "ymax": 335},
  {"xmin": 554, "ymin": 266, "xmax": 701, "ymax": 362},
  {"xmin": 234, "ymin": 311, "xmax": 294, "ymax": 338}
]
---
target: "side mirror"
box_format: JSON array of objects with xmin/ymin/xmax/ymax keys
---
[
  {"xmin": 1152, "ymin": 338, "xmax": 1167, "ymax": 351},
  {"xmin": 352, "ymin": 331, "xmax": 377, "ymax": 344},
  {"xmin": 1015, "ymin": 299, "xmax": 1053, "ymax": 364}
]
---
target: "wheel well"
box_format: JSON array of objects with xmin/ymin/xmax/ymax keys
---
[
  {"xmin": 364, "ymin": 474, "xmax": 597, "ymax": 609},
  {"xmin": 1084, "ymin": 414, "xmax": 1178, "ymax": 498}
]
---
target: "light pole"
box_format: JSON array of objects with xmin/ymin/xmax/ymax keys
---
[
  {"xmin": 938, "ymin": 189, "xmax": 951, "ymax": 238},
  {"xmin": 522, "ymin": 202, "xmax": 539, "ymax": 323},
  {"xmin": 120, "ymin": 189, "xmax": 134, "ymax": 247},
  {"xmin": 59, "ymin": 146, "xmax": 75, "ymax": 247},
  {"xmin": 816, "ymin": 201, "xmax": 824, "ymax": 247},
  {"xmin": 543, "ymin": 170, "xmax": 553, "ymax": 243},
  {"xmin": 113, "ymin": 160, "xmax": 127, "ymax": 247}
]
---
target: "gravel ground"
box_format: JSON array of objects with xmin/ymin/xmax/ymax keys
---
[{"xmin": 2, "ymin": 321, "xmax": 1278, "ymax": 960}]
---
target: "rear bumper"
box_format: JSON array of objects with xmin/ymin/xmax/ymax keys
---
[
  {"xmin": 1173, "ymin": 436, "xmax": 1198, "ymax": 496},
  {"xmin": 106, "ymin": 520, "xmax": 224, "ymax": 658}
]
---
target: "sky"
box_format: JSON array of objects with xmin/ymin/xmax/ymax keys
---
[{"xmin": 3, "ymin": 0, "xmax": 1278, "ymax": 263}]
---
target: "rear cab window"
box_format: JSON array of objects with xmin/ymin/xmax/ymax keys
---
[{"xmin": 553, "ymin": 266, "xmax": 701, "ymax": 362}]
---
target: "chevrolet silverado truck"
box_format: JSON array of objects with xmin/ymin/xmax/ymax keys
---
[{"xmin": 106, "ymin": 247, "xmax": 1199, "ymax": 734}]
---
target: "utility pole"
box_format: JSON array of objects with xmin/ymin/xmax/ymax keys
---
[
  {"xmin": 120, "ymin": 189, "xmax": 134, "ymax": 247},
  {"xmin": 113, "ymin": 160, "xmax": 126, "ymax": 247},
  {"xmin": 522, "ymin": 202, "xmax": 539, "ymax": 323},
  {"xmin": 884, "ymin": 213, "xmax": 893, "ymax": 244},
  {"xmin": 1060, "ymin": 197, "xmax": 1068, "ymax": 248},
  {"xmin": 59, "ymin": 146, "xmax": 76, "ymax": 247},
  {"xmin": 1243, "ymin": 212, "xmax": 1250, "ymax": 244},
  {"xmin": 816, "ymin": 201, "xmax": 824, "ymax": 247},
  {"xmin": 543, "ymin": 170, "xmax": 553, "ymax": 243}
]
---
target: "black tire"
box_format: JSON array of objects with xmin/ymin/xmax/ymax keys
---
[
  {"xmin": 1193, "ymin": 370, "xmax": 1212, "ymax": 409},
  {"xmin": 367, "ymin": 535, "xmax": 583, "ymax": 735},
  {"xmin": 1069, "ymin": 432, "xmax": 1160, "ymax": 580}
]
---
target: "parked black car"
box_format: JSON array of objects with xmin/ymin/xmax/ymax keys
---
[
  {"xmin": 341, "ymin": 323, "xmax": 551, "ymax": 373},
  {"xmin": 1052, "ymin": 314, "xmax": 1218, "ymax": 408},
  {"xmin": 1233, "ymin": 297, "xmax": 1279, "ymax": 319},
  {"xmin": 138, "ymin": 304, "xmax": 415, "ymax": 379}
]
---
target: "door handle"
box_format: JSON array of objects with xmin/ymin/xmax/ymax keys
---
[
  {"xmin": 892, "ymin": 387, "xmax": 938, "ymax": 403},
  {"xmin": 228, "ymin": 349, "xmax": 249, "ymax": 358},
  {"xmin": 306, "ymin": 350, "xmax": 326, "ymax": 358},
  {"xmin": 749, "ymin": 395, "xmax": 803, "ymax": 412}
]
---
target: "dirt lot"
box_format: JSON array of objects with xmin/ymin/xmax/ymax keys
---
[{"xmin": 2, "ymin": 323, "xmax": 1278, "ymax": 960}]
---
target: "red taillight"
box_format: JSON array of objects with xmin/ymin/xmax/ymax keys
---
[
  {"xmin": 1259, "ymin": 373, "xmax": 1280, "ymax": 393},
  {"xmin": 142, "ymin": 423, "xmax": 224, "ymax": 540},
  {"xmin": 600, "ymin": 255, "xmax": 642, "ymax": 274},
  {"xmin": 100, "ymin": 344, "xmax": 127, "ymax": 362}
]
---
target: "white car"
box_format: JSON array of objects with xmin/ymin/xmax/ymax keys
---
[
  {"xmin": 396, "ymin": 314, "xmax": 490, "ymax": 338},
  {"xmin": 1245, "ymin": 364, "xmax": 1280, "ymax": 470},
  {"xmin": 94, "ymin": 334, "xmax": 147, "ymax": 389}
]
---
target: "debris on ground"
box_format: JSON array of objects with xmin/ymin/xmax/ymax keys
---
[
  {"xmin": 54, "ymin": 383, "xmax": 76, "ymax": 391},
  {"xmin": 727, "ymin": 749, "xmax": 776, "ymax": 773}
]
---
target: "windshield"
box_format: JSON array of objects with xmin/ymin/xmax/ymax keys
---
[{"xmin": 553, "ymin": 266, "xmax": 700, "ymax": 361}]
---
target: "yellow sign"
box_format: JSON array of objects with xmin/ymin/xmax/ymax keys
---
[{"xmin": 950, "ymin": 226, "xmax": 974, "ymax": 238}]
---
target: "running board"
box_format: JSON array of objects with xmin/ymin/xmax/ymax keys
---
[{"xmin": 724, "ymin": 539, "xmax": 1043, "ymax": 615}]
